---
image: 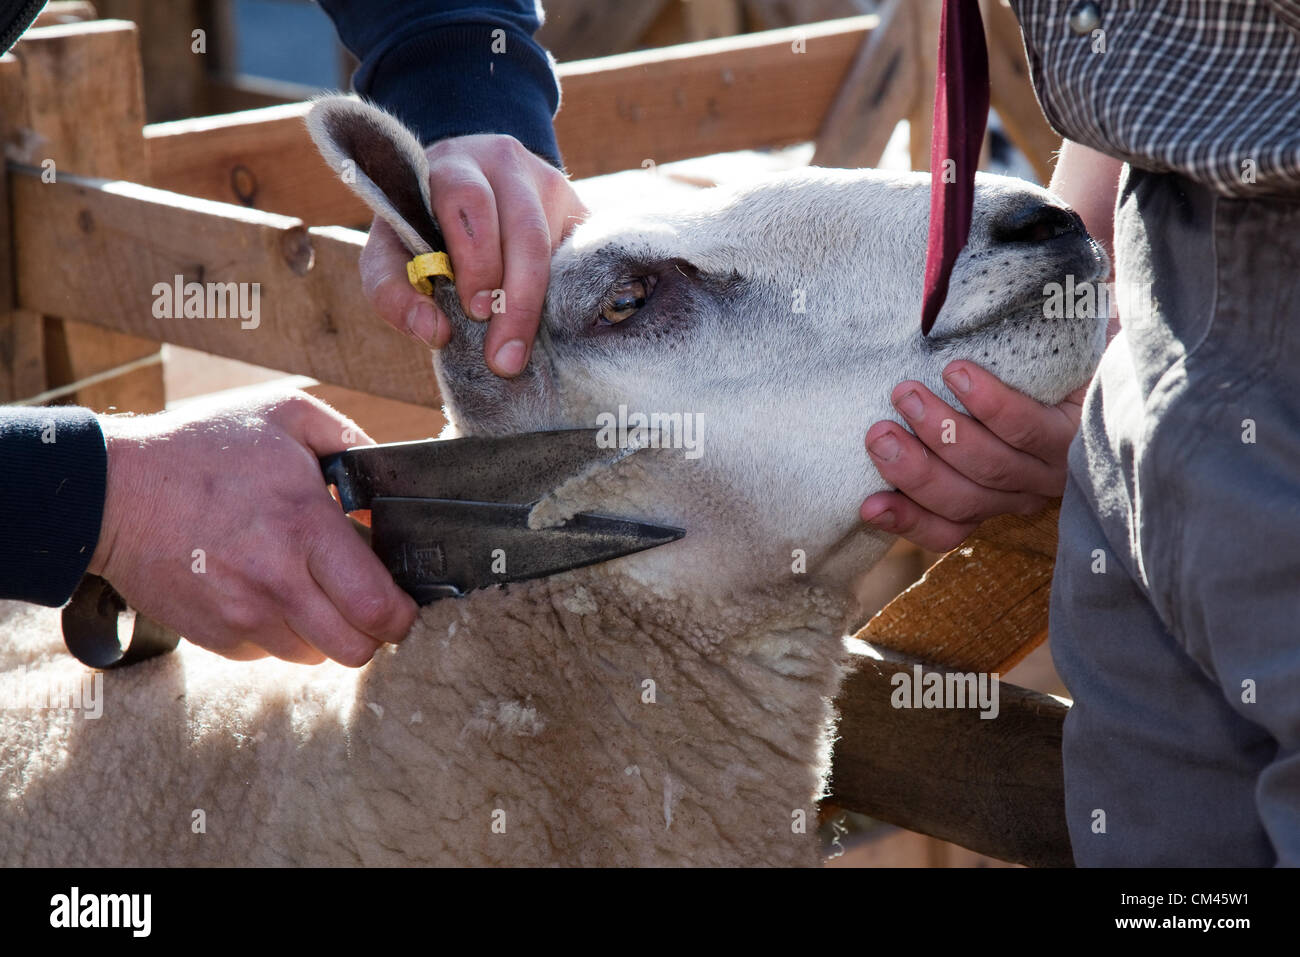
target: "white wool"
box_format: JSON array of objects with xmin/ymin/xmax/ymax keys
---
[
  {"xmin": 663, "ymin": 773, "xmax": 679, "ymax": 830},
  {"xmin": 561, "ymin": 587, "xmax": 599, "ymax": 616}
]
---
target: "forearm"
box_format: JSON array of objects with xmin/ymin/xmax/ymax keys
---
[
  {"xmin": 1048, "ymin": 139, "xmax": 1123, "ymax": 273},
  {"xmin": 319, "ymin": 0, "xmax": 562, "ymax": 166}
]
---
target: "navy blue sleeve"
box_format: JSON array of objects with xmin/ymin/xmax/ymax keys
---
[
  {"xmin": 319, "ymin": 0, "xmax": 563, "ymax": 168},
  {"xmin": 0, "ymin": 407, "xmax": 107, "ymax": 606}
]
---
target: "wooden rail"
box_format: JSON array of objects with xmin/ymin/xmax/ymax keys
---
[
  {"xmin": 10, "ymin": 169, "xmax": 438, "ymax": 407},
  {"xmin": 145, "ymin": 17, "xmax": 878, "ymax": 223},
  {"xmin": 829, "ymin": 647, "xmax": 1072, "ymax": 868},
  {"xmin": 141, "ymin": 3, "xmax": 1055, "ymax": 222}
]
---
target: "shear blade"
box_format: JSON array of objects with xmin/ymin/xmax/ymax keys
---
[
  {"xmin": 322, "ymin": 429, "xmax": 630, "ymax": 511},
  {"xmin": 370, "ymin": 497, "xmax": 684, "ymax": 605}
]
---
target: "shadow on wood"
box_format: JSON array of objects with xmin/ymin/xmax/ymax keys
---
[{"xmin": 828, "ymin": 646, "xmax": 1073, "ymax": 868}]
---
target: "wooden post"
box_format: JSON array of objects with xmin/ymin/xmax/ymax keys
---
[
  {"xmin": 8, "ymin": 20, "xmax": 165, "ymax": 412},
  {"xmin": 537, "ymin": 0, "xmax": 673, "ymax": 61},
  {"xmin": 679, "ymin": 0, "xmax": 743, "ymax": 41},
  {"xmin": 642, "ymin": 0, "xmax": 742, "ymax": 47},
  {"xmin": 908, "ymin": 0, "xmax": 941, "ymax": 171},
  {"xmin": 981, "ymin": 0, "xmax": 1060, "ymax": 183},
  {"xmin": 741, "ymin": 0, "xmax": 872, "ymax": 31},
  {"xmin": 812, "ymin": 0, "xmax": 916, "ymax": 168},
  {"xmin": 0, "ymin": 311, "xmax": 46, "ymax": 403},
  {"xmin": 0, "ymin": 53, "xmax": 46, "ymax": 402},
  {"xmin": 94, "ymin": 0, "xmax": 208, "ymax": 123},
  {"xmin": 32, "ymin": 2, "xmax": 98, "ymax": 29}
]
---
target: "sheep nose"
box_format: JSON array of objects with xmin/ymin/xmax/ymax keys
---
[{"xmin": 990, "ymin": 201, "xmax": 1086, "ymax": 245}]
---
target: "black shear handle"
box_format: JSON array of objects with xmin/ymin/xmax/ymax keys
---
[
  {"xmin": 62, "ymin": 575, "xmax": 180, "ymax": 669},
  {"xmin": 320, "ymin": 449, "xmax": 367, "ymax": 513}
]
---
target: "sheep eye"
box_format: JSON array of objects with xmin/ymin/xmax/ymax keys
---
[{"xmin": 598, "ymin": 276, "xmax": 656, "ymax": 325}]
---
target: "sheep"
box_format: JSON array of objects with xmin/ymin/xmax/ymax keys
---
[{"xmin": 0, "ymin": 99, "xmax": 1107, "ymax": 866}]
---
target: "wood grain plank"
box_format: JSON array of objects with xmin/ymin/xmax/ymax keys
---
[
  {"xmin": 556, "ymin": 17, "xmax": 872, "ymax": 178},
  {"xmin": 94, "ymin": 0, "xmax": 206, "ymax": 123},
  {"xmin": 146, "ymin": 102, "xmax": 371, "ymax": 226},
  {"xmin": 982, "ymin": 0, "xmax": 1059, "ymax": 183},
  {"xmin": 11, "ymin": 169, "xmax": 441, "ymax": 406},
  {"xmin": 812, "ymin": 0, "xmax": 915, "ymax": 168},
  {"xmin": 907, "ymin": 0, "xmax": 940, "ymax": 170},
  {"xmin": 857, "ymin": 506, "xmax": 1061, "ymax": 675},
  {"xmin": 538, "ymin": 0, "xmax": 673, "ymax": 61},
  {"xmin": 10, "ymin": 19, "xmax": 165, "ymax": 412}
]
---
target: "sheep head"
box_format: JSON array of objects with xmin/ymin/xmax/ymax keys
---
[{"xmin": 308, "ymin": 97, "xmax": 1108, "ymax": 611}]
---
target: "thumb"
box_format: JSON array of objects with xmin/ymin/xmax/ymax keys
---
[{"xmin": 279, "ymin": 393, "xmax": 377, "ymax": 457}]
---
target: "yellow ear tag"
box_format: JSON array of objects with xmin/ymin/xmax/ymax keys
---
[{"xmin": 406, "ymin": 252, "xmax": 455, "ymax": 294}]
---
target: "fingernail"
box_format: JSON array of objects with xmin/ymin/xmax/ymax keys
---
[
  {"xmin": 408, "ymin": 302, "xmax": 436, "ymax": 346},
  {"xmin": 470, "ymin": 290, "xmax": 494, "ymax": 321},
  {"xmin": 493, "ymin": 339, "xmax": 528, "ymax": 376},
  {"xmin": 868, "ymin": 433, "xmax": 901, "ymax": 462},
  {"xmin": 945, "ymin": 367, "xmax": 971, "ymax": 395},
  {"xmin": 866, "ymin": 509, "xmax": 895, "ymax": 528},
  {"xmin": 895, "ymin": 390, "xmax": 924, "ymax": 421}
]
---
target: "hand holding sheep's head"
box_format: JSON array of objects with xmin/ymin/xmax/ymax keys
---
[{"xmin": 307, "ymin": 97, "xmax": 1107, "ymax": 607}]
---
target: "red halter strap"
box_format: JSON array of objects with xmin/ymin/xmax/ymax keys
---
[{"xmin": 920, "ymin": 0, "xmax": 990, "ymax": 337}]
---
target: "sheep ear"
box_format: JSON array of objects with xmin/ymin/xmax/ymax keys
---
[
  {"xmin": 305, "ymin": 96, "xmax": 445, "ymax": 255},
  {"xmin": 306, "ymin": 99, "xmax": 561, "ymax": 433}
]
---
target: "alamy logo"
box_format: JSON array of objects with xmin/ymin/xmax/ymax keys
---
[
  {"xmin": 1042, "ymin": 275, "xmax": 1153, "ymax": 322},
  {"xmin": 49, "ymin": 887, "xmax": 151, "ymax": 937},
  {"xmin": 152, "ymin": 274, "xmax": 261, "ymax": 329},
  {"xmin": 594, "ymin": 405, "xmax": 704, "ymax": 459},
  {"xmin": 890, "ymin": 664, "xmax": 1000, "ymax": 719},
  {"xmin": 2, "ymin": 665, "xmax": 102, "ymax": 719}
]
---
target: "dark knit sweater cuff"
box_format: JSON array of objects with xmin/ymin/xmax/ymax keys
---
[
  {"xmin": 0, "ymin": 407, "xmax": 107, "ymax": 606},
  {"xmin": 354, "ymin": 22, "xmax": 563, "ymax": 168}
]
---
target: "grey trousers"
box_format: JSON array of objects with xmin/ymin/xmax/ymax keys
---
[{"xmin": 1051, "ymin": 166, "xmax": 1300, "ymax": 866}]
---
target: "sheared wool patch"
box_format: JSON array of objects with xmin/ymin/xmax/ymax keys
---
[
  {"xmin": 562, "ymin": 587, "xmax": 599, "ymax": 616},
  {"xmin": 461, "ymin": 698, "xmax": 546, "ymax": 741}
]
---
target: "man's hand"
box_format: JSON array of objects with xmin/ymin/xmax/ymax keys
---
[
  {"xmin": 360, "ymin": 133, "xmax": 588, "ymax": 377},
  {"xmin": 860, "ymin": 361, "xmax": 1085, "ymax": 552},
  {"xmin": 89, "ymin": 392, "xmax": 418, "ymax": 667}
]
